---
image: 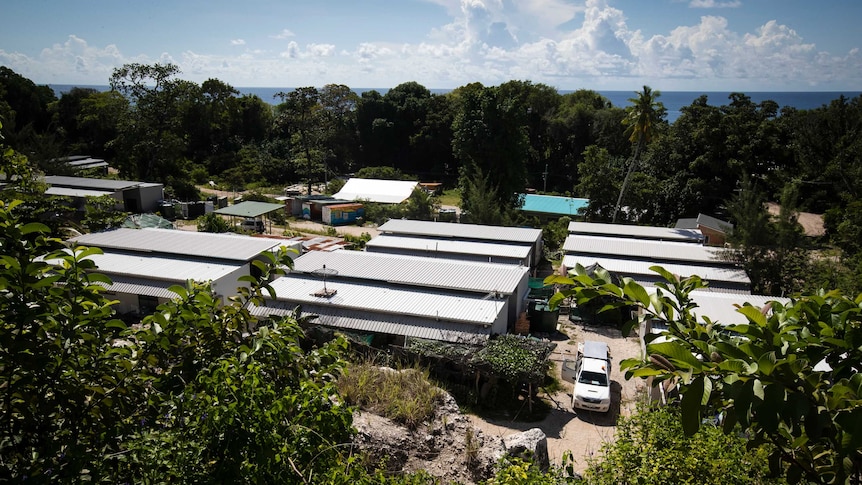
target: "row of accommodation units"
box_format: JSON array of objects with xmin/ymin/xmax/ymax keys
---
[
  {"xmin": 64, "ymin": 214, "xmax": 783, "ymax": 346},
  {"xmin": 66, "ymin": 219, "xmax": 544, "ymax": 345},
  {"xmin": 562, "ymin": 218, "xmax": 789, "ymax": 327}
]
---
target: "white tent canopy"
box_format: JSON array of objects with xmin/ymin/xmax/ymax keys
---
[{"xmin": 332, "ymin": 178, "xmax": 418, "ymax": 204}]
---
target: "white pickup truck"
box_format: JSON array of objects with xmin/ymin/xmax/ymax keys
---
[{"xmin": 566, "ymin": 340, "xmax": 612, "ymax": 413}]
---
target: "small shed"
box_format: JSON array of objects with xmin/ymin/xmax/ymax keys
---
[
  {"xmin": 322, "ymin": 203, "xmax": 364, "ymax": 226},
  {"xmin": 214, "ymin": 201, "xmax": 285, "ymax": 233}
]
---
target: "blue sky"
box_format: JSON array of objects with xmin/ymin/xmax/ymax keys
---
[{"xmin": 2, "ymin": 0, "xmax": 860, "ymax": 91}]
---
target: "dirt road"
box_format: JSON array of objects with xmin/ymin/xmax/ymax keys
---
[{"xmin": 469, "ymin": 318, "xmax": 644, "ymax": 473}]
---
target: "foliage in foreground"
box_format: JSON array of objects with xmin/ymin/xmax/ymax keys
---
[
  {"xmin": 580, "ymin": 404, "xmax": 781, "ymax": 484},
  {"xmin": 547, "ymin": 264, "xmax": 862, "ymax": 485},
  {"xmin": 0, "ymin": 184, "xmax": 435, "ymax": 483}
]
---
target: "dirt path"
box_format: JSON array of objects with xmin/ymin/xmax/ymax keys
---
[{"xmin": 468, "ymin": 318, "xmax": 644, "ymax": 473}]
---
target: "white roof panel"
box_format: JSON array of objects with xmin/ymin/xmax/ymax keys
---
[
  {"xmin": 366, "ymin": 235, "xmax": 531, "ymax": 260},
  {"xmin": 71, "ymin": 228, "xmax": 281, "ymax": 262},
  {"xmin": 563, "ymin": 234, "xmax": 724, "ymax": 265},
  {"xmin": 268, "ymin": 275, "xmax": 504, "ymax": 325},
  {"xmin": 567, "ymin": 221, "xmax": 703, "ymax": 243},
  {"xmin": 562, "ymin": 254, "xmax": 750, "ymax": 286},
  {"xmin": 333, "ymin": 178, "xmax": 418, "ymax": 204},
  {"xmin": 292, "ymin": 250, "xmax": 528, "ymax": 294},
  {"xmin": 378, "ymin": 219, "xmax": 542, "ymax": 244},
  {"xmin": 44, "ymin": 175, "xmax": 142, "ymax": 191},
  {"xmin": 85, "ymin": 251, "xmax": 244, "ymax": 282}
]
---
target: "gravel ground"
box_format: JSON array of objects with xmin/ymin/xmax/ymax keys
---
[{"xmin": 468, "ymin": 316, "xmax": 645, "ymax": 474}]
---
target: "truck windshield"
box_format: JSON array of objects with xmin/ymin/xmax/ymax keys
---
[{"xmin": 578, "ymin": 370, "xmax": 608, "ymax": 386}]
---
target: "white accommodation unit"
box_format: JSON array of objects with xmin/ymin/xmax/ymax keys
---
[
  {"xmin": 567, "ymin": 221, "xmax": 704, "ymax": 244},
  {"xmin": 252, "ymin": 274, "xmax": 508, "ymax": 344},
  {"xmin": 365, "ymin": 234, "xmax": 533, "ymax": 267},
  {"xmin": 562, "ymin": 254, "xmax": 751, "ymax": 293},
  {"xmin": 332, "ymin": 178, "xmax": 419, "ymax": 204},
  {"xmin": 70, "ymin": 228, "xmax": 283, "ymax": 315},
  {"xmin": 378, "ymin": 219, "xmax": 544, "ymax": 267},
  {"xmin": 44, "ymin": 175, "xmax": 164, "ymax": 213},
  {"xmin": 644, "ymin": 288, "xmax": 788, "ymax": 327},
  {"xmin": 562, "ymin": 234, "xmax": 725, "ymax": 266},
  {"xmin": 292, "ymin": 250, "xmax": 530, "ymax": 328}
]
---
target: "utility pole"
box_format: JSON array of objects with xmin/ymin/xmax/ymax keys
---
[{"xmin": 542, "ymin": 164, "xmax": 548, "ymax": 192}]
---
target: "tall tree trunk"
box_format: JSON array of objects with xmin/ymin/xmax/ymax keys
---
[{"xmin": 612, "ymin": 140, "xmax": 642, "ymax": 223}]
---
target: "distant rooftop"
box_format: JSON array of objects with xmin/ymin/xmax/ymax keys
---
[
  {"xmin": 214, "ymin": 201, "xmax": 285, "ymax": 218},
  {"xmin": 675, "ymin": 213, "xmax": 733, "ymax": 233},
  {"xmin": 520, "ymin": 194, "xmax": 589, "ymax": 216},
  {"xmin": 44, "ymin": 175, "xmax": 148, "ymax": 191},
  {"xmin": 568, "ymin": 221, "xmax": 703, "ymax": 243},
  {"xmin": 378, "ymin": 219, "xmax": 542, "ymax": 244}
]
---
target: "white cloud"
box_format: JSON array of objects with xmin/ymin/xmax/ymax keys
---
[
  {"xmin": 307, "ymin": 43, "xmax": 336, "ymax": 57},
  {"xmin": 690, "ymin": 0, "xmax": 742, "ymax": 8},
  {"xmin": 271, "ymin": 29, "xmax": 296, "ymax": 40},
  {"xmin": 281, "ymin": 41, "xmax": 301, "ymax": 59},
  {"xmin": 1, "ymin": 2, "xmax": 859, "ymax": 91}
]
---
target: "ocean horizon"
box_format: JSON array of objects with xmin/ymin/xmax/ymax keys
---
[{"xmin": 48, "ymin": 84, "xmax": 861, "ymax": 124}]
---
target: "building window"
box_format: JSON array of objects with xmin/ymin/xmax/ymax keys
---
[{"xmin": 138, "ymin": 295, "xmax": 159, "ymax": 314}]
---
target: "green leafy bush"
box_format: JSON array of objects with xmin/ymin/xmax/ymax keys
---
[{"xmin": 580, "ymin": 405, "xmax": 781, "ymax": 485}]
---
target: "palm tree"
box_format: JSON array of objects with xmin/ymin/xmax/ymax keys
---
[{"xmin": 612, "ymin": 86, "xmax": 666, "ymax": 223}]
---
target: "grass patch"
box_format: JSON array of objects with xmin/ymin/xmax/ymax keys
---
[
  {"xmin": 337, "ymin": 361, "xmax": 443, "ymax": 429},
  {"xmin": 438, "ymin": 188, "xmax": 461, "ymax": 207}
]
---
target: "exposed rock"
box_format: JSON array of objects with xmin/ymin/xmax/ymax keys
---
[
  {"xmin": 352, "ymin": 390, "xmax": 506, "ymax": 484},
  {"xmin": 503, "ymin": 428, "xmax": 550, "ymax": 472}
]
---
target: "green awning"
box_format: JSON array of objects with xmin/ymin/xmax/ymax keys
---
[{"xmin": 214, "ymin": 201, "xmax": 284, "ymax": 218}]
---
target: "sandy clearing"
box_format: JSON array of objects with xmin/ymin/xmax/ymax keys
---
[{"xmin": 468, "ymin": 318, "xmax": 644, "ymax": 474}]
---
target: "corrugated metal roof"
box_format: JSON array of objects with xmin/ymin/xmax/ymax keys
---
[
  {"xmin": 332, "ymin": 178, "xmax": 418, "ymax": 204},
  {"xmin": 567, "ymin": 221, "xmax": 704, "ymax": 243},
  {"xmin": 520, "ymin": 194, "xmax": 589, "ymax": 216},
  {"xmin": 214, "ymin": 201, "xmax": 285, "ymax": 218},
  {"xmin": 96, "ymin": 275, "xmax": 179, "ymax": 299},
  {"xmin": 249, "ymin": 303, "xmax": 490, "ymax": 343},
  {"xmin": 71, "ymin": 228, "xmax": 281, "ymax": 262},
  {"xmin": 563, "ymin": 234, "xmax": 724, "ymax": 265},
  {"xmin": 44, "ymin": 175, "xmax": 142, "ymax": 191},
  {"xmin": 643, "ymin": 287, "xmax": 788, "ymax": 326},
  {"xmin": 366, "ymin": 235, "xmax": 531, "ymax": 260},
  {"xmin": 292, "ymin": 250, "xmax": 528, "ymax": 294},
  {"xmin": 45, "ymin": 187, "xmax": 116, "ymax": 198},
  {"xmin": 562, "ymin": 254, "xmax": 750, "ymax": 285},
  {"xmin": 86, "ymin": 251, "xmax": 245, "ymax": 282},
  {"xmin": 268, "ymin": 275, "xmax": 504, "ymax": 325},
  {"xmin": 378, "ymin": 219, "xmax": 542, "ymax": 244}
]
